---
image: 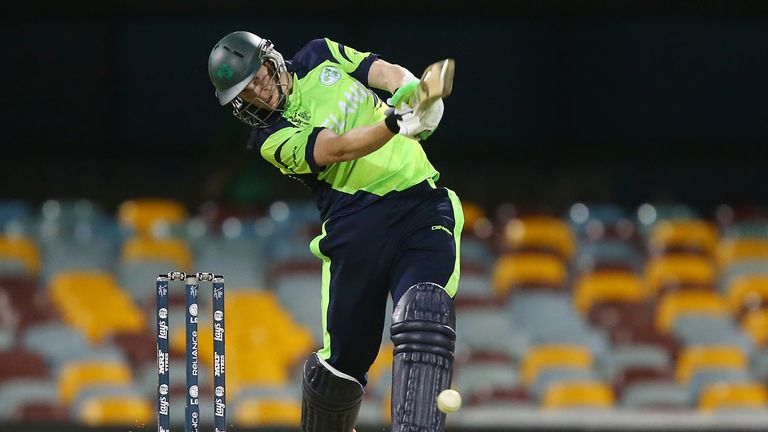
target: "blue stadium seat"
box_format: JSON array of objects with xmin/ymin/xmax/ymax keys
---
[
  {"xmin": 454, "ymin": 361, "xmax": 520, "ymax": 399},
  {"xmin": 672, "ymin": 315, "xmax": 754, "ymax": 355},
  {"xmin": 0, "ymin": 378, "xmax": 59, "ymax": 420},
  {"xmin": 601, "ymin": 344, "xmax": 671, "ymax": 381},
  {"xmin": 568, "ymin": 203, "xmax": 630, "ymax": 240},
  {"xmin": 721, "ymin": 260, "xmax": 768, "ymax": 292},
  {"xmin": 0, "ymin": 328, "xmax": 12, "ymax": 351},
  {"xmin": 456, "ymin": 308, "xmax": 530, "ymax": 361},
  {"xmin": 194, "ymin": 236, "xmax": 266, "ymax": 289},
  {"xmin": 461, "ymin": 238, "xmax": 495, "ymax": 273},
  {"xmin": 510, "ymin": 292, "xmax": 609, "ymax": 358},
  {"xmin": 689, "ymin": 369, "xmax": 752, "ymax": 402},
  {"xmin": 530, "ymin": 368, "xmax": 597, "ymax": 401},
  {"xmin": 456, "ymin": 273, "xmax": 494, "ymax": 299},
  {"xmin": 723, "ymin": 221, "xmax": 768, "ymax": 239},
  {"xmin": 275, "ymin": 273, "xmax": 323, "ymax": 343},
  {"xmin": 635, "ymin": 203, "xmax": 698, "ymax": 242},
  {"xmin": 573, "ymin": 239, "xmax": 644, "ymax": 273},
  {"xmin": 620, "ymin": 381, "xmax": 691, "ymax": 409},
  {"xmin": 22, "ymin": 323, "xmax": 89, "ymax": 362},
  {"xmin": 41, "ymin": 240, "xmax": 117, "ymax": 281}
]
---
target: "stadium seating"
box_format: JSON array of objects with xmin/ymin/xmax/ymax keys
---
[
  {"xmin": 675, "ymin": 346, "xmax": 747, "ymax": 384},
  {"xmin": 2, "ymin": 198, "xmax": 768, "ymax": 427},
  {"xmin": 57, "ymin": 360, "xmax": 133, "ymax": 405},
  {"xmin": 726, "ymin": 275, "xmax": 768, "ymax": 314},
  {"xmin": 646, "ymin": 255, "xmax": 717, "ymax": 295},
  {"xmin": 541, "ymin": 381, "xmax": 614, "ymax": 410},
  {"xmin": 0, "ymin": 236, "xmax": 41, "ymax": 276},
  {"xmin": 493, "ymin": 253, "xmax": 567, "ymax": 295},
  {"xmin": 117, "ymin": 198, "xmax": 188, "ymax": 236},
  {"xmin": 502, "ymin": 216, "xmax": 575, "ymax": 259},
  {"xmin": 573, "ymin": 271, "xmax": 647, "ymax": 314},
  {"xmin": 76, "ymin": 394, "xmax": 153, "ymax": 426},
  {"xmin": 698, "ymin": 382, "xmax": 768, "ymax": 412},
  {"xmin": 648, "ymin": 220, "xmax": 718, "ymax": 257},
  {"xmin": 233, "ymin": 397, "xmax": 302, "ymax": 427}
]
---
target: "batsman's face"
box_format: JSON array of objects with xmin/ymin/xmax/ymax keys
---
[{"xmin": 238, "ymin": 64, "xmax": 281, "ymax": 110}]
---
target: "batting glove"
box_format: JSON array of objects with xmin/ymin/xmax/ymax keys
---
[
  {"xmin": 389, "ymin": 81, "xmax": 419, "ymax": 107},
  {"xmin": 384, "ymin": 100, "xmax": 443, "ymax": 141}
]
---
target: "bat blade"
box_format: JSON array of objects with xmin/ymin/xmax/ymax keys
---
[{"xmin": 414, "ymin": 58, "xmax": 455, "ymax": 116}]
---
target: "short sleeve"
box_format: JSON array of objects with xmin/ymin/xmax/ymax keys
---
[
  {"xmin": 259, "ymin": 125, "xmax": 325, "ymax": 174},
  {"xmin": 323, "ymin": 38, "xmax": 378, "ymax": 81},
  {"xmin": 291, "ymin": 38, "xmax": 379, "ymax": 86}
]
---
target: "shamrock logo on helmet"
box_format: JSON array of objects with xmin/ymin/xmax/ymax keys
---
[{"xmin": 217, "ymin": 63, "xmax": 235, "ymax": 80}]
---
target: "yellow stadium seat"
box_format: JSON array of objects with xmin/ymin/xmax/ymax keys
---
[
  {"xmin": 234, "ymin": 398, "xmax": 301, "ymax": 427},
  {"xmin": 171, "ymin": 293, "xmax": 314, "ymax": 374},
  {"xmin": 675, "ymin": 346, "xmax": 747, "ymax": 384},
  {"xmin": 492, "ymin": 253, "xmax": 566, "ymax": 296},
  {"xmin": 742, "ymin": 309, "xmax": 768, "ymax": 347},
  {"xmin": 503, "ymin": 216, "xmax": 575, "ymax": 258},
  {"xmin": 645, "ymin": 255, "xmax": 716, "ymax": 295},
  {"xmin": 121, "ymin": 237, "xmax": 193, "ymax": 271},
  {"xmin": 461, "ymin": 201, "xmax": 486, "ymax": 230},
  {"xmin": 227, "ymin": 351, "xmax": 290, "ymax": 398},
  {"xmin": 542, "ymin": 381, "xmax": 614, "ymax": 410},
  {"xmin": 573, "ymin": 271, "xmax": 647, "ymax": 314},
  {"xmin": 727, "ymin": 275, "xmax": 768, "ymax": 313},
  {"xmin": 49, "ymin": 271, "xmax": 145, "ymax": 343},
  {"xmin": 649, "ymin": 220, "xmax": 718, "ymax": 257},
  {"xmin": 78, "ymin": 395, "xmax": 153, "ymax": 426},
  {"xmin": 655, "ymin": 290, "xmax": 728, "ymax": 333},
  {"xmin": 58, "ymin": 361, "xmax": 132, "ymax": 405},
  {"xmin": 382, "ymin": 391, "xmax": 392, "ymax": 425},
  {"xmin": 520, "ymin": 345, "xmax": 593, "ymax": 387},
  {"xmin": 699, "ymin": 382, "xmax": 768, "ymax": 412},
  {"xmin": 226, "ymin": 291, "xmax": 315, "ymax": 365},
  {"xmin": 117, "ymin": 198, "xmax": 187, "ymax": 235},
  {"xmin": 718, "ymin": 238, "xmax": 768, "ymax": 268},
  {"xmin": 0, "ymin": 236, "xmax": 41, "ymax": 274},
  {"xmin": 368, "ymin": 344, "xmax": 394, "ymax": 388}
]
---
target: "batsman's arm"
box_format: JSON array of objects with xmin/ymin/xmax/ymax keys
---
[
  {"xmin": 313, "ymin": 122, "xmax": 396, "ymax": 165},
  {"xmin": 313, "ymin": 104, "xmax": 435, "ymax": 165},
  {"xmin": 367, "ymin": 59, "xmax": 417, "ymax": 94}
]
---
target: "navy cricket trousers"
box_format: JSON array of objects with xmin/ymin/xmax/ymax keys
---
[{"xmin": 308, "ymin": 180, "xmax": 463, "ymax": 385}]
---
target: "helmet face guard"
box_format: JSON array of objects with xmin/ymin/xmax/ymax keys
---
[{"xmin": 208, "ymin": 32, "xmax": 289, "ymax": 128}]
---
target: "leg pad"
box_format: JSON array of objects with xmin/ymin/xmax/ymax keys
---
[
  {"xmin": 301, "ymin": 353, "xmax": 364, "ymax": 432},
  {"xmin": 390, "ymin": 282, "xmax": 456, "ymax": 432}
]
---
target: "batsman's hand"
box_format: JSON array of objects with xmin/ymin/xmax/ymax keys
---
[
  {"xmin": 385, "ymin": 99, "xmax": 444, "ymax": 141},
  {"xmin": 389, "ymin": 81, "xmax": 419, "ymax": 107}
]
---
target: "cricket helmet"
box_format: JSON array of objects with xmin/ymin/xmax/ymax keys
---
[{"xmin": 208, "ymin": 31, "xmax": 288, "ymax": 127}]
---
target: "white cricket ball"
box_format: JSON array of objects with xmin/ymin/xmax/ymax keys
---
[{"xmin": 437, "ymin": 389, "xmax": 462, "ymax": 413}]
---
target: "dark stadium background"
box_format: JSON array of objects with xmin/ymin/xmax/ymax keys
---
[{"xmin": 3, "ymin": 0, "xmax": 768, "ymax": 213}]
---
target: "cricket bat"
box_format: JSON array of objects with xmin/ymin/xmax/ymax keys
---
[{"xmin": 413, "ymin": 59, "xmax": 455, "ymax": 116}]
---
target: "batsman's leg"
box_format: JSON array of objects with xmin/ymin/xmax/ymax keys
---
[
  {"xmin": 390, "ymin": 282, "xmax": 457, "ymax": 432},
  {"xmin": 301, "ymin": 353, "xmax": 364, "ymax": 432}
]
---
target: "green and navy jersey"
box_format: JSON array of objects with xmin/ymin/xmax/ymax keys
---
[{"xmin": 249, "ymin": 38, "xmax": 440, "ymax": 220}]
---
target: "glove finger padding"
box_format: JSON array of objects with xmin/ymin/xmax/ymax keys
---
[
  {"xmin": 385, "ymin": 99, "xmax": 443, "ymax": 141},
  {"xmin": 390, "ymin": 81, "xmax": 419, "ymax": 107},
  {"xmin": 414, "ymin": 99, "xmax": 444, "ymax": 140}
]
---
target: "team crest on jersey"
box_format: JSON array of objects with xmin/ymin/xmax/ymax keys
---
[{"xmin": 319, "ymin": 66, "xmax": 341, "ymax": 86}]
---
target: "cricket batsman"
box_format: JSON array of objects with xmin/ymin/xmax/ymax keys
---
[{"xmin": 208, "ymin": 31, "xmax": 462, "ymax": 431}]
